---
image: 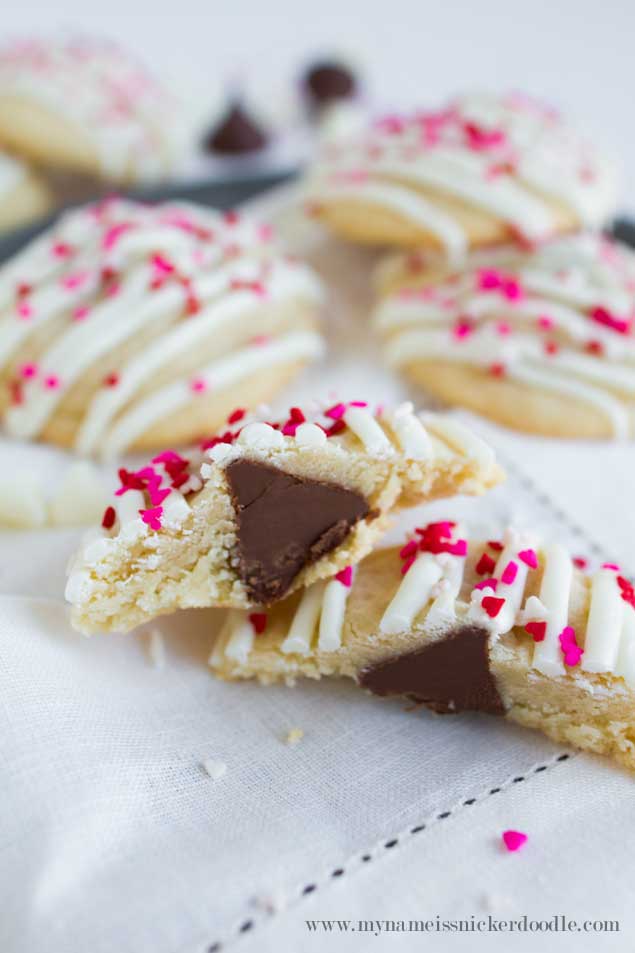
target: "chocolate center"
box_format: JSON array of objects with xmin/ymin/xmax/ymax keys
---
[
  {"xmin": 358, "ymin": 625, "xmax": 505, "ymax": 715},
  {"xmin": 226, "ymin": 459, "xmax": 371, "ymax": 604},
  {"xmin": 304, "ymin": 62, "xmax": 357, "ymax": 106},
  {"xmin": 206, "ymin": 103, "xmax": 268, "ymax": 155}
]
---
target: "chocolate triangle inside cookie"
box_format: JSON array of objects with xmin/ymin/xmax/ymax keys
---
[
  {"xmin": 226, "ymin": 459, "xmax": 370, "ymax": 604},
  {"xmin": 359, "ymin": 625, "xmax": 505, "ymax": 715}
]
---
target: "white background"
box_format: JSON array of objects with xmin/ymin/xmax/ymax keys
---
[
  {"xmin": 3, "ymin": 0, "xmax": 635, "ymax": 205},
  {"xmin": 2, "ymin": 6, "xmax": 635, "ymax": 953}
]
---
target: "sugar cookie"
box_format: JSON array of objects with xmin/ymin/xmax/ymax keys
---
[{"xmin": 66, "ymin": 401, "xmax": 503, "ymax": 633}]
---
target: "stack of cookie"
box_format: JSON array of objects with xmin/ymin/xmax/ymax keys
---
[
  {"xmin": 64, "ymin": 400, "xmax": 635, "ymax": 771},
  {"xmin": 0, "ymin": 35, "xmax": 191, "ymax": 232},
  {"xmin": 306, "ymin": 92, "xmax": 635, "ymax": 439}
]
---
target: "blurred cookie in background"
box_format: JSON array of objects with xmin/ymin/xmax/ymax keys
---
[
  {"xmin": 0, "ymin": 197, "xmax": 325, "ymax": 456},
  {"xmin": 305, "ymin": 92, "xmax": 619, "ymax": 261},
  {"xmin": 0, "ymin": 35, "xmax": 191, "ymax": 185},
  {"xmin": 374, "ymin": 232, "xmax": 635, "ymax": 440},
  {"xmin": 0, "ymin": 150, "xmax": 51, "ymax": 233}
]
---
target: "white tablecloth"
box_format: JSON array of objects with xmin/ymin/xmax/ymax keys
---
[{"xmin": 1, "ymin": 189, "xmax": 633, "ymax": 953}]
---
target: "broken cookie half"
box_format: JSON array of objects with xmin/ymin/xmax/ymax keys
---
[
  {"xmin": 211, "ymin": 521, "xmax": 635, "ymax": 771},
  {"xmin": 67, "ymin": 401, "xmax": 502, "ymax": 633}
]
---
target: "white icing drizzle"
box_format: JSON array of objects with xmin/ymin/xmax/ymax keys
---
[
  {"xmin": 615, "ymin": 605, "xmax": 635, "ymax": 687},
  {"xmin": 387, "ymin": 402, "xmax": 432, "ymax": 459},
  {"xmin": 581, "ymin": 570, "xmax": 625, "ymax": 674},
  {"xmin": 378, "ymin": 232, "xmax": 635, "ymax": 438},
  {"xmin": 100, "ymin": 330, "xmax": 325, "ymax": 458},
  {"xmin": 309, "ymin": 92, "xmax": 618, "ymax": 258},
  {"xmin": 281, "ymin": 583, "xmax": 326, "ymax": 656},
  {"xmin": 0, "ymin": 198, "xmax": 323, "ymax": 454},
  {"xmin": 318, "ymin": 574, "xmax": 353, "ymax": 651},
  {"xmin": 379, "ymin": 552, "xmax": 444, "ymax": 635},
  {"xmin": 420, "ymin": 412, "xmax": 496, "ymax": 470},
  {"xmin": 0, "ymin": 151, "xmax": 27, "ymax": 197},
  {"xmin": 224, "ymin": 615, "xmax": 255, "ymax": 665},
  {"xmin": 311, "ymin": 181, "xmax": 467, "ymax": 264},
  {"xmin": 0, "ymin": 37, "xmax": 189, "ymax": 181},
  {"xmin": 343, "ymin": 405, "xmax": 393, "ymax": 454},
  {"xmin": 530, "ymin": 544, "xmax": 573, "ymax": 678}
]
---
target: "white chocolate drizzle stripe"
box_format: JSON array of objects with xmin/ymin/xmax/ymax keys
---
[
  {"xmin": 581, "ymin": 571, "xmax": 624, "ymax": 674},
  {"xmin": 311, "ymin": 181, "xmax": 467, "ymax": 264},
  {"xmin": 100, "ymin": 330, "xmax": 325, "ymax": 458},
  {"xmin": 531, "ymin": 544, "xmax": 572, "ymax": 677}
]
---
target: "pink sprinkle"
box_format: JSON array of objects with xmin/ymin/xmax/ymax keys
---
[
  {"xmin": 52, "ymin": 241, "xmax": 73, "ymax": 258},
  {"xmin": 452, "ymin": 320, "xmax": 474, "ymax": 340},
  {"xmin": 573, "ymin": 556, "xmax": 588, "ymax": 570},
  {"xmin": 44, "ymin": 374, "xmax": 60, "ymax": 390},
  {"xmin": 103, "ymin": 373, "xmax": 119, "ymax": 388},
  {"xmin": 19, "ymin": 362, "xmax": 37, "ymax": 379},
  {"xmin": 502, "ymin": 278, "xmax": 524, "ymax": 302},
  {"xmin": 475, "ymin": 552, "xmax": 496, "ymax": 575},
  {"xmin": 475, "ymin": 577, "xmax": 498, "ymax": 592},
  {"xmin": 101, "ymin": 505, "xmax": 116, "ymax": 530},
  {"xmin": 502, "ymin": 830, "xmax": 527, "ymax": 852},
  {"xmin": 602, "ymin": 562, "xmax": 620, "ymax": 571},
  {"xmin": 559, "ymin": 625, "xmax": 583, "ymax": 667},
  {"xmin": 140, "ymin": 506, "xmax": 163, "ymax": 531},
  {"xmin": 501, "ymin": 560, "xmax": 518, "ymax": 585},
  {"xmin": 190, "ymin": 378, "xmax": 207, "ymax": 393},
  {"xmin": 400, "ymin": 539, "xmax": 418, "ymax": 559},
  {"xmin": 482, "ymin": 595, "xmax": 505, "ymax": 618},
  {"xmin": 590, "ymin": 306, "xmax": 631, "ymax": 335},
  {"xmin": 148, "ymin": 486, "xmax": 171, "ymax": 507},
  {"xmin": 448, "ymin": 539, "xmax": 468, "ymax": 557},
  {"xmin": 477, "ymin": 268, "xmax": 502, "ymax": 291},
  {"xmin": 227, "ymin": 408, "xmax": 246, "ymax": 424},
  {"xmin": 335, "ymin": 566, "xmax": 353, "ymax": 587},
  {"xmin": 525, "ymin": 620, "xmax": 547, "ymax": 642},
  {"xmin": 73, "ymin": 305, "xmax": 90, "ymax": 321},
  {"xmin": 151, "ymin": 253, "xmax": 174, "ymax": 275},
  {"xmin": 102, "ymin": 222, "xmax": 133, "ymax": 250},
  {"xmin": 518, "ymin": 549, "xmax": 538, "ymax": 569},
  {"xmin": 152, "ymin": 450, "xmax": 186, "ymax": 465},
  {"xmin": 249, "ymin": 612, "xmax": 267, "ymax": 635},
  {"xmin": 349, "ymin": 400, "xmax": 368, "ymax": 408},
  {"xmin": 325, "ymin": 402, "xmax": 347, "ymax": 420},
  {"xmin": 496, "ymin": 321, "xmax": 512, "ymax": 336},
  {"xmin": 62, "ymin": 271, "xmax": 88, "ymax": 290},
  {"xmin": 537, "ymin": 315, "xmax": 554, "ymax": 331},
  {"xmin": 488, "ymin": 540, "xmax": 504, "ymax": 552},
  {"xmin": 105, "ymin": 282, "xmax": 121, "ymax": 298},
  {"xmin": 401, "ymin": 554, "xmax": 417, "ymax": 575},
  {"xmin": 17, "ymin": 302, "xmax": 33, "ymax": 320},
  {"xmin": 250, "ymin": 334, "xmax": 271, "ymax": 347},
  {"xmin": 258, "ymin": 223, "xmax": 273, "ymax": 242}
]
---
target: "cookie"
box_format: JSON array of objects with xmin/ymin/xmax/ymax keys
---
[
  {"xmin": 0, "ymin": 197, "xmax": 324, "ymax": 454},
  {"xmin": 0, "ymin": 36, "xmax": 188, "ymax": 183},
  {"xmin": 305, "ymin": 92, "xmax": 618, "ymax": 261},
  {"xmin": 66, "ymin": 401, "xmax": 503, "ymax": 633},
  {"xmin": 212, "ymin": 521, "xmax": 635, "ymax": 771},
  {"xmin": 0, "ymin": 150, "xmax": 50, "ymax": 233},
  {"xmin": 375, "ymin": 232, "xmax": 635, "ymax": 439}
]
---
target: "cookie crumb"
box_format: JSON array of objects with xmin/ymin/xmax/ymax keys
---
[
  {"xmin": 202, "ymin": 759, "xmax": 227, "ymax": 780},
  {"xmin": 147, "ymin": 628, "xmax": 166, "ymax": 669},
  {"xmin": 285, "ymin": 728, "xmax": 304, "ymax": 746}
]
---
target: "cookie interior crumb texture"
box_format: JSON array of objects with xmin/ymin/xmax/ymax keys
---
[{"xmin": 66, "ymin": 401, "xmax": 502, "ymax": 633}]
